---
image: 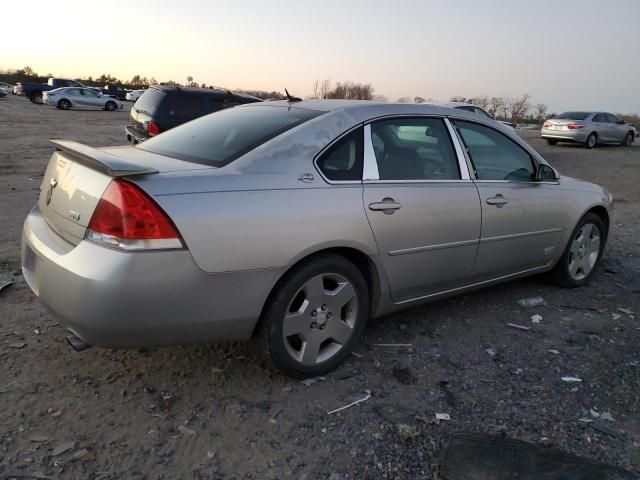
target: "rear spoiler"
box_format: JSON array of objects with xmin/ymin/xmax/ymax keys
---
[{"xmin": 50, "ymin": 139, "xmax": 158, "ymax": 177}]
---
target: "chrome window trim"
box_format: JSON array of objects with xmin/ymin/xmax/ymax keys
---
[
  {"xmin": 312, "ymin": 124, "xmax": 365, "ymax": 185},
  {"xmin": 363, "ymin": 123, "xmax": 380, "ymax": 181}
]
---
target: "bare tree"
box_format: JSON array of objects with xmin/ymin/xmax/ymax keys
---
[
  {"xmin": 508, "ymin": 93, "xmax": 531, "ymax": 122},
  {"xmin": 325, "ymin": 81, "xmax": 374, "ymax": 100},
  {"xmin": 450, "ymin": 95, "xmax": 466, "ymax": 103},
  {"xmin": 414, "ymin": 96, "xmax": 426, "ymax": 104},
  {"xmin": 489, "ymin": 97, "xmax": 504, "ymax": 117},
  {"xmin": 320, "ymin": 79, "xmax": 332, "ymax": 99},
  {"xmin": 312, "ymin": 80, "xmax": 320, "ymax": 99},
  {"xmin": 470, "ymin": 96, "xmax": 489, "ymax": 109},
  {"xmin": 534, "ymin": 103, "xmax": 548, "ymax": 122}
]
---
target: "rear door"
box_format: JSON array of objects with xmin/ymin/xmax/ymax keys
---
[
  {"xmin": 591, "ymin": 113, "xmax": 608, "ymax": 141},
  {"xmin": 362, "ymin": 116, "xmax": 481, "ymax": 301},
  {"xmin": 453, "ymin": 120, "xmax": 564, "ymax": 277}
]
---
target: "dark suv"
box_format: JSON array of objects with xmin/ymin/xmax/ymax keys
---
[{"xmin": 125, "ymin": 85, "xmax": 261, "ymax": 143}]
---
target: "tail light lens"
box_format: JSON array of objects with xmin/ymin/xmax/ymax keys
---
[
  {"xmin": 147, "ymin": 121, "xmax": 160, "ymax": 136},
  {"xmin": 543, "ymin": 122, "xmax": 551, "ymax": 128},
  {"xmin": 567, "ymin": 124, "xmax": 584, "ymax": 129},
  {"xmin": 86, "ymin": 179, "xmax": 182, "ymax": 251}
]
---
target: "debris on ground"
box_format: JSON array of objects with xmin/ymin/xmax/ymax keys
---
[
  {"xmin": 372, "ymin": 343, "xmax": 413, "ymax": 347},
  {"xmin": 301, "ymin": 376, "xmax": 326, "ymax": 387},
  {"xmin": 0, "ymin": 271, "xmax": 14, "ymax": 294},
  {"xmin": 548, "ymin": 349, "xmax": 560, "ymax": 355},
  {"xmin": 590, "ymin": 421, "xmax": 626, "ymax": 440},
  {"xmin": 7, "ymin": 341, "xmax": 27, "ymax": 349},
  {"xmin": 51, "ymin": 441, "xmax": 77, "ymax": 457},
  {"xmin": 600, "ymin": 411, "xmax": 616, "ymax": 421},
  {"xmin": 435, "ymin": 413, "xmax": 451, "ymax": 421},
  {"xmin": 327, "ymin": 390, "xmax": 371, "ymax": 415},
  {"xmin": 517, "ymin": 296, "xmax": 546, "ymax": 308},
  {"xmin": 177, "ymin": 425, "xmax": 196, "ymax": 436},
  {"xmin": 392, "ymin": 366, "xmax": 417, "ymax": 385},
  {"xmin": 72, "ymin": 448, "xmax": 93, "ymax": 461},
  {"xmin": 28, "ymin": 435, "xmax": 50, "ymax": 443},
  {"xmin": 616, "ymin": 307, "xmax": 634, "ymax": 316},
  {"xmin": 485, "ymin": 348, "xmax": 496, "ymax": 356},
  {"xmin": 530, "ymin": 314, "xmax": 543, "ymax": 323},
  {"xmin": 561, "ymin": 376, "xmax": 583, "ymax": 382},
  {"xmin": 396, "ymin": 423, "xmax": 420, "ymax": 443},
  {"xmin": 506, "ymin": 323, "xmax": 531, "ymax": 331}
]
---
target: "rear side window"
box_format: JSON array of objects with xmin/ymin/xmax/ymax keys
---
[
  {"xmin": 555, "ymin": 112, "xmax": 591, "ymax": 120},
  {"xmin": 133, "ymin": 88, "xmax": 166, "ymax": 114},
  {"xmin": 137, "ymin": 105, "xmax": 324, "ymax": 167},
  {"xmin": 168, "ymin": 94, "xmax": 204, "ymax": 118},
  {"xmin": 316, "ymin": 128, "xmax": 363, "ymax": 181},
  {"xmin": 455, "ymin": 120, "xmax": 534, "ymax": 181}
]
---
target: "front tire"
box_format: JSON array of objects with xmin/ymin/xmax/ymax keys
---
[
  {"xmin": 546, "ymin": 139, "xmax": 558, "ymax": 146},
  {"xmin": 622, "ymin": 132, "xmax": 634, "ymax": 147},
  {"xmin": 256, "ymin": 254, "xmax": 370, "ymax": 378},
  {"xmin": 548, "ymin": 213, "xmax": 605, "ymax": 288},
  {"xmin": 585, "ymin": 133, "xmax": 597, "ymax": 149},
  {"xmin": 105, "ymin": 101, "xmax": 117, "ymax": 111}
]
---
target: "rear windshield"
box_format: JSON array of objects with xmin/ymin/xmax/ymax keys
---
[
  {"xmin": 133, "ymin": 88, "xmax": 166, "ymax": 115},
  {"xmin": 137, "ymin": 105, "xmax": 324, "ymax": 167},
  {"xmin": 555, "ymin": 112, "xmax": 591, "ymax": 120}
]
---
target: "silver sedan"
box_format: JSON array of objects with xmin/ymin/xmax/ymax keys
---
[
  {"xmin": 43, "ymin": 87, "xmax": 124, "ymax": 111},
  {"xmin": 541, "ymin": 111, "xmax": 635, "ymax": 148},
  {"xmin": 21, "ymin": 101, "xmax": 612, "ymax": 378}
]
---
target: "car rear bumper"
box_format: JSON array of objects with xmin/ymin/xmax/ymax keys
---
[
  {"xmin": 125, "ymin": 125, "xmax": 148, "ymax": 144},
  {"xmin": 21, "ymin": 205, "xmax": 281, "ymax": 349},
  {"xmin": 540, "ymin": 128, "xmax": 588, "ymax": 142}
]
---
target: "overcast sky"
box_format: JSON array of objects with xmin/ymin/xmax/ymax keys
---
[{"xmin": 4, "ymin": 0, "xmax": 639, "ymax": 113}]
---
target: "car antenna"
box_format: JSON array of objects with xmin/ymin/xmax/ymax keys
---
[{"xmin": 285, "ymin": 88, "xmax": 302, "ymax": 102}]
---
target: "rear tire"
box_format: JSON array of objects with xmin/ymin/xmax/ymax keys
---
[
  {"xmin": 57, "ymin": 99, "xmax": 71, "ymax": 110},
  {"xmin": 30, "ymin": 91, "xmax": 43, "ymax": 104},
  {"xmin": 546, "ymin": 139, "xmax": 558, "ymax": 146},
  {"xmin": 548, "ymin": 213, "xmax": 605, "ymax": 288},
  {"xmin": 256, "ymin": 254, "xmax": 369, "ymax": 378},
  {"xmin": 622, "ymin": 132, "xmax": 634, "ymax": 147},
  {"xmin": 105, "ymin": 101, "xmax": 117, "ymax": 111},
  {"xmin": 585, "ymin": 133, "xmax": 597, "ymax": 149}
]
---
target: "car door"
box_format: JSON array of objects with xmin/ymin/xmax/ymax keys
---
[
  {"xmin": 80, "ymin": 88, "xmax": 102, "ymax": 108},
  {"xmin": 362, "ymin": 116, "xmax": 482, "ymax": 302},
  {"xmin": 606, "ymin": 113, "xmax": 626, "ymax": 142},
  {"xmin": 452, "ymin": 119, "xmax": 564, "ymax": 278}
]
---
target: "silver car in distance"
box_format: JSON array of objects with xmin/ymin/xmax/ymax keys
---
[
  {"xmin": 541, "ymin": 111, "xmax": 636, "ymax": 148},
  {"xmin": 43, "ymin": 87, "xmax": 124, "ymax": 111},
  {"xmin": 21, "ymin": 101, "xmax": 612, "ymax": 378}
]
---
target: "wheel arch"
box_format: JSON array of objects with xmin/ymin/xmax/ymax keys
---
[{"xmin": 251, "ymin": 246, "xmax": 383, "ymax": 338}]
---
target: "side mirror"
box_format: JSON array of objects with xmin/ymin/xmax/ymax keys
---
[
  {"xmin": 618, "ymin": 119, "xmax": 625, "ymax": 124},
  {"xmin": 535, "ymin": 164, "xmax": 559, "ymax": 182}
]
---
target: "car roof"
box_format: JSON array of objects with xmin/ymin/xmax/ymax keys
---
[{"xmin": 151, "ymin": 85, "xmax": 260, "ymax": 101}]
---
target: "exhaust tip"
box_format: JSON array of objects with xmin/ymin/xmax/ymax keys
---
[{"xmin": 66, "ymin": 334, "xmax": 92, "ymax": 352}]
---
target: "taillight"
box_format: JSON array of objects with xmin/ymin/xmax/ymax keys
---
[
  {"xmin": 86, "ymin": 179, "xmax": 182, "ymax": 250},
  {"xmin": 567, "ymin": 124, "xmax": 584, "ymax": 129},
  {"xmin": 147, "ymin": 121, "xmax": 160, "ymax": 136},
  {"xmin": 543, "ymin": 122, "xmax": 551, "ymax": 128}
]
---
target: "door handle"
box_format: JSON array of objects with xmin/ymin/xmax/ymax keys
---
[
  {"xmin": 369, "ymin": 197, "xmax": 402, "ymax": 214},
  {"xmin": 486, "ymin": 195, "xmax": 509, "ymax": 207}
]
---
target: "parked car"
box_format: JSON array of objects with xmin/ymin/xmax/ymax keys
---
[
  {"xmin": 125, "ymin": 85, "xmax": 261, "ymax": 143},
  {"xmin": 541, "ymin": 112, "xmax": 635, "ymax": 148},
  {"xmin": 16, "ymin": 78, "xmax": 99, "ymax": 104},
  {"xmin": 21, "ymin": 101, "xmax": 612, "ymax": 378},
  {"xmin": 125, "ymin": 89, "xmax": 146, "ymax": 102},
  {"xmin": 13, "ymin": 84, "xmax": 22, "ymax": 95},
  {"xmin": 0, "ymin": 88, "xmax": 6, "ymax": 98},
  {"xmin": 43, "ymin": 87, "xmax": 123, "ymax": 111},
  {"xmin": 438, "ymin": 102, "xmax": 517, "ymax": 132},
  {"xmin": 0, "ymin": 82, "xmax": 13, "ymax": 95},
  {"xmin": 101, "ymin": 84, "xmax": 127, "ymax": 101}
]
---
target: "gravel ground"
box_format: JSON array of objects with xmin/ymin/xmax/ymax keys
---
[{"xmin": 1, "ymin": 95, "xmax": 639, "ymax": 479}]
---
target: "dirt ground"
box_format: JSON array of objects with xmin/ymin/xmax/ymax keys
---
[{"xmin": 1, "ymin": 95, "xmax": 639, "ymax": 479}]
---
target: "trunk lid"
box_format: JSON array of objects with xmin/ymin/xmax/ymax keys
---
[{"xmin": 38, "ymin": 140, "xmax": 210, "ymax": 246}]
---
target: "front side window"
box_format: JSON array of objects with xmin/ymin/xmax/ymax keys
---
[
  {"xmin": 138, "ymin": 105, "xmax": 324, "ymax": 167},
  {"xmin": 316, "ymin": 128, "xmax": 363, "ymax": 181},
  {"xmin": 455, "ymin": 120, "xmax": 535, "ymax": 181},
  {"xmin": 606, "ymin": 113, "xmax": 621, "ymax": 124},
  {"xmin": 370, "ymin": 118, "xmax": 460, "ymax": 180}
]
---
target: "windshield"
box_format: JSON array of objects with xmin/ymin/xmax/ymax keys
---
[
  {"xmin": 137, "ymin": 105, "xmax": 324, "ymax": 167},
  {"xmin": 555, "ymin": 112, "xmax": 591, "ymax": 120}
]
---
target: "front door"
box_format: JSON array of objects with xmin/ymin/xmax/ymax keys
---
[
  {"xmin": 363, "ymin": 117, "xmax": 482, "ymax": 302},
  {"xmin": 453, "ymin": 120, "xmax": 564, "ymax": 277}
]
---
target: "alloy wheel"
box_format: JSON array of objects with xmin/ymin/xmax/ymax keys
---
[
  {"xmin": 282, "ymin": 273, "xmax": 358, "ymax": 365},
  {"xmin": 567, "ymin": 223, "xmax": 600, "ymax": 280},
  {"xmin": 587, "ymin": 134, "xmax": 597, "ymax": 148}
]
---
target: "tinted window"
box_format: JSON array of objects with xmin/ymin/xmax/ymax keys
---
[
  {"xmin": 371, "ymin": 118, "xmax": 459, "ymax": 180},
  {"xmin": 606, "ymin": 113, "xmax": 620, "ymax": 123},
  {"xmin": 555, "ymin": 112, "xmax": 591, "ymax": 120},
  {"xmin": 168, "ymin": 94, "xmax": 204, "ymax": 118},
  {"xmin": 455, "ymin": 120, "xmax": 534, "ymax": 181},
  {"xmin": 316, "ymin": 128, "xmax": 363, "ymax": 181},
  {"xmin": 81, "ymin": 89, "xmax": 98, "ymax": 97},
  {"xmin": 138, "ymin": 105, "xmax": 323, "ymax": 167},
  {"xmin": 133, "ymin": 88, "xmax": 166, "ymax": 114}
]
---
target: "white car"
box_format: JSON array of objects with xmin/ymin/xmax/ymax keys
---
[
  {"xmin": 125, "ymin": 89, "xmax": 146, "ymax": 102},
  {"xmin": 437, "ymin": 102, "xmax": 517, "ymax": 133},
  {"xmin": 43, "ymin": 87, "xmax": 124, "ymax": 111},
  {"xmin": 0, "ymin": 82, "xmax": 13, "ymax": 95}
]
